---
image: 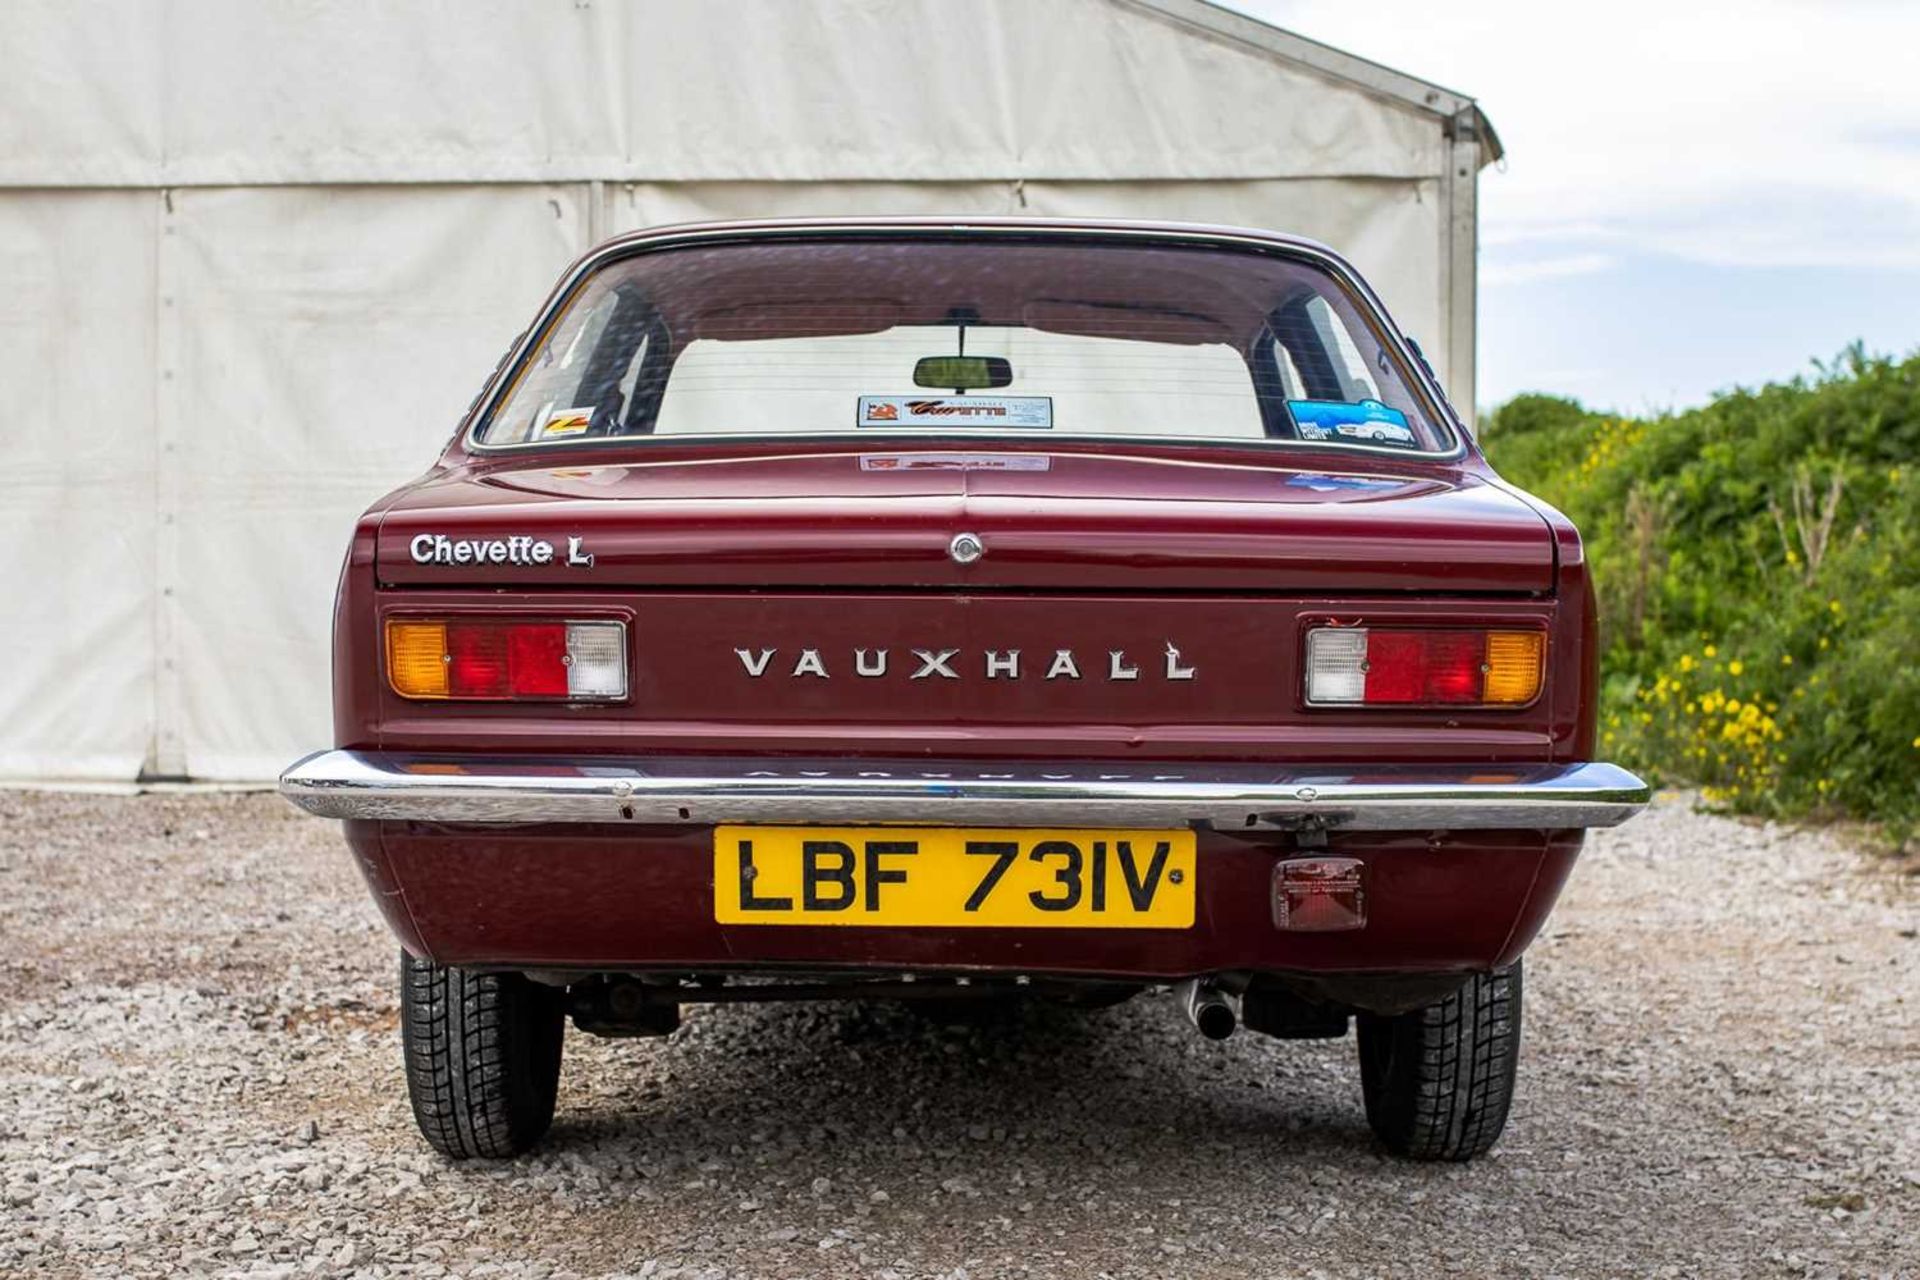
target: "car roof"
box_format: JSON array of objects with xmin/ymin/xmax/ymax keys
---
[{"xmin": 586, "ymin": 216, "xmax": 1344, "ymax": 262}]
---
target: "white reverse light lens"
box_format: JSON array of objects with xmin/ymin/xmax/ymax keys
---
[
  {"xmin": 565, "ymin": 622, "xmax": 627, "ymax": 699},
  {"xmin": 1304, "ymin": 628, "xmax": 1368, "ymax": 704}
]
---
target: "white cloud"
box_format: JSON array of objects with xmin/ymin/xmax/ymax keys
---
[
  {"xmin": 1481, "ymin": 253, "xmax": 1615, "ymax": 286},
  {"xmin": 1482, "ymin": 221, "xmax": 1626, "ymax": 248},
  {"xmin": 1223, "ymin": 0, "xmax": 1920, "ymax": 270}
]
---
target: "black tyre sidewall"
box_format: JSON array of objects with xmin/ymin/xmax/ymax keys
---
[
  {"xmin": 1356, "ymin": 961, "xmax": 1522, "ymax": 1162},
  {"xmin": 399, "ymin": 951, "xmax": 565, "ymax": 1160}
]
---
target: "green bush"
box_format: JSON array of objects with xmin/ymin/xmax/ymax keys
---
[{"xmin": 1481, "ymin": 347, "xmax": 1920, "ymax": 837}]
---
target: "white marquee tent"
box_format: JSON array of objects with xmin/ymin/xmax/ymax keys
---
[{"xmin": 0, "ymin": 0, "xmax": 1500, "ymax": 783}]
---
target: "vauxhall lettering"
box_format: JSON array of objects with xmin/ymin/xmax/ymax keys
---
[{"xmin": 733, "ymin": 644, "xmax": 1199, "ymax": 683}]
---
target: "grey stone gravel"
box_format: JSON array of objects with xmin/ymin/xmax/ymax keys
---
[{"xmin": 0, "ymin": 789, "xmax": 1913, "ymax": 1278}]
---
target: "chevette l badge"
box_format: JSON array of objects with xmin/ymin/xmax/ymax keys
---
[
  {"xmin": 733, "ymin": 644, "xmax": 1198, "ymax": 682},
  {"xmin": 408, "ymin": 533, "xmax": 593, "ymax": 567}
]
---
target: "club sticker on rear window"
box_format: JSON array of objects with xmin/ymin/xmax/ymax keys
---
[
  {"xmin": 540, "ymin": 407, "xmax": 596, "ymax": 438},
  {"xmin": 1288, "ymin": 398, "xmax": 1416, "ymax": 446},
  {"xmin": 859, "ymin": 396, "xmax": 1053, "ymax": 429}
]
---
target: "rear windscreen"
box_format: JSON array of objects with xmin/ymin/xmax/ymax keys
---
[{"xmin": 474, "ymin": 237, "xmax": 1454, "ymax": 452}]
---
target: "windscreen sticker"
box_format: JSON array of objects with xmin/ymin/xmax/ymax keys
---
[
  {"xmin": 860, "ymin": 453, "xmax": 1052, "ymax": 471},
  {"xmin": 859, "ymin": 395, "xmax": 1053, "ymax": 428},
  {"xmin": 1288, "ymin": 398, "xmax": 1416, "ymax": 446},
  {"xmin": 539, "ymin": 407, "xmax": 596, "ymax": 438}
]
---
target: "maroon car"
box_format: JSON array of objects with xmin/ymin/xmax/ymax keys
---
[{"xmin": 282, "ymin": 218, "xmax": 1648, "ymax": 1162}]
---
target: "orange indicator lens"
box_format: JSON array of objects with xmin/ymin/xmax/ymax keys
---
[
  {"xmin": 386, "ymin": 621, "xmax": 450, "ymax": 698},
  {"xmin": 1483, "ymin": 631, "xmax": 1546, "ymax": 705}
]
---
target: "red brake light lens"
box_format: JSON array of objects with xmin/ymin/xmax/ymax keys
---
[
  {"xmin": 503, "ymin": 624, "xmax": 569, "ymax": 697},
  {"xmin": 387, "ymin": 619, "xmax": 625, "ymax": 701},
  {"xmin": 446, "ymin": 622, "xmax": 514, "ymax": 697},
  {"xmin": 1304, "ymin": 627, "xmax": 1543, "ymax": 708}
]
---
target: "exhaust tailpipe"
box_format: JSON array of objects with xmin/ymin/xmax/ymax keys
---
[{"xmin": 1176, "ymin": 979, "xmax": 1237, "ymax": 1040}]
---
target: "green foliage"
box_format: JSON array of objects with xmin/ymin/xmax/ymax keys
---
[{"xmin": 1482, "ymin": 347, "xmax": 1920, "ymax": 836}]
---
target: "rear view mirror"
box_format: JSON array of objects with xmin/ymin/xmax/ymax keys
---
[{"xmin": 913, "ymin": 355, "xmax": 1012, "ymax": 391}]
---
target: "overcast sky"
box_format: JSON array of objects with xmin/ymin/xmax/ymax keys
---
[{"xmin": 1228, "ymin": 0, "xmax": 1920, "ymax": 412}]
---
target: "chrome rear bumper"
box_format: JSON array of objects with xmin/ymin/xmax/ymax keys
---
[{"xmin": 279, "ymin": 750, "xmax": 1650, "ymax": 832}]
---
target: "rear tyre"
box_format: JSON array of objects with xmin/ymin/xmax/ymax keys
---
[
  {"xmin": 1356, "ymin": 961, "xmax": 1521, "ymax": 1161},
  {"xmin": 399, "ymin": 951, "xmax": 566, "ymax": 1159}
]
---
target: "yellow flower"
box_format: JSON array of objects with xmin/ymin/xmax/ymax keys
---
[
  {"xmin": 1704, "ymin": 644, "xmax": 1718, "ymax": 658},
  {"xmin": 1728, "ymin": 660, "xmax": 1744, "ymax": 676},
  {"xmin": 1819, "ymin": 636, "xmax": 1830, "ymax": 650},
  {"xmin": 1780, "ymin": 654, "xmax": 1793, "ymax": 666},
  {"xmin": 1828, "ymin": 599, "xmax": 1841, "ymax": 614}
]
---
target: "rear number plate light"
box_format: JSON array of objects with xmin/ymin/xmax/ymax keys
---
[
  {"xmin": 386, "ymin": 619, "xmax": 627, "ymax": 701},
  {"xmin": 1304, "ymin": 627, "xmax": 1543, "ymax": 708}
]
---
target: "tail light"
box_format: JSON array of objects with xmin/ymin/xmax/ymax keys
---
[
  {"xmin": 385, "ymin": 619, "xmax": 627, "ymax": 701},
  {"xmin": 1304, "ymin": 627, "xmax": 1543, "ymax": 708}
]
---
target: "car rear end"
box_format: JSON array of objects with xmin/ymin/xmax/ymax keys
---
[{"xmin": 282, "ymin": 220, "xmax": 1648, "ymax": 1160}]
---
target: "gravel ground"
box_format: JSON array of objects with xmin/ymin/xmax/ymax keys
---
[{"xmin": 1, "ymin": 791, "xmax": 1913, "ymax": 1279}]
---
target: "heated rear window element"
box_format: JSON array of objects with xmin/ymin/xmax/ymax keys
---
[{"xmin": 475, "ymin": 237, "xmax": 1453, "ymax": 452}]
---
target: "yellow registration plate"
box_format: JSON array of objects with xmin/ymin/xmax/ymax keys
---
[{"xmin": 713, "ymin": 826, "xmax": 1196, "ymax": 928}]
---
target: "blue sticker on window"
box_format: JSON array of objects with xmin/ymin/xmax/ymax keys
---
[
  {"xmin": 1285, "ymin": 473, "xmax": 1405, "ymax": 492},
  {"xmin": 1288, "ymin": 398, "xmax": 1416, "ymax": 446}
]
